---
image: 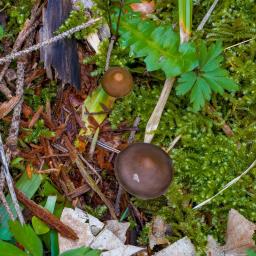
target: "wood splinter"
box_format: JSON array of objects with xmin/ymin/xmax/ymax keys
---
[{"xmin": 15, "ymin": 187, "xmax": 78, "ymax": 240}]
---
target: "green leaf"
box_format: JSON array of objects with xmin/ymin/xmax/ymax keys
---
[
  {"xmin": 32, "ymin": 196, "xmax": 57, "ymax": 235},
  {"xmin": 176, "ymin": 41, "xmax": 239, "ymax": 111},
  {"xmin": 0, "ymin": 25, "xmax": 4, "ymax": 40},
  {"xmin": 176, "ymin": 72, "xmax": 197, "ymax": 95},
  {"xmin": 0, "ymin": 240, "xmax": 27, "ymax": 256},
  {"xmin": 247, "ymin": 249, "xmax": 256, "ymax": 256},
  {"xmin": 190, "ymin": 78, "xmax": 206, "ymax": 112},
  {"xmin": 202, "ymin": 75, "xmax": 224, "ymax": 95},
  {"xmin": 0, "ymin": 173, "xmax": 42, "ymax": 240},
  {"xmin": 60, "ymin": 247, "xmax": 101, "ymax": 256},
  {"xmin": 119, "ymin": 17, "xmax": 198, "ymax": 78},
  {"xmin": 9, "ymin": 221, "xmax": 43, "ymax": 256},
  {"xmin": 212, "ymin": 77, "xmax": 239, "ymax": 92}
]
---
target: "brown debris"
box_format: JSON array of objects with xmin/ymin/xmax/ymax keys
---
[
  {"xmin": 15, "ymin": 187, "xmax": 78, "ymax": 240},
  {"xmin": 0, "ymin": 95, "xmax": 21, "ymax": 119},
  {"xmin": 28, "ymin": 105, "xmax": 44, "ymax": 128}
]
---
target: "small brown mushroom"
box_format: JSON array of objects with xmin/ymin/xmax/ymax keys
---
[
  {"xmin": 101, "ymin": 67, "xmax": 133, "ymax": 98},
  {"xmin": 114, "ymin": 143, "xmax": 173, "ymax": 199}
]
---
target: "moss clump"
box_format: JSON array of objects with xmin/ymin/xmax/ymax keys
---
[
  {"xmin": 84, "ymin": 39, "xmax": 134, "ymax": 76},
  {"xmin": 56, "ymin": 2, "xmax": 100, "ymax": 40}
]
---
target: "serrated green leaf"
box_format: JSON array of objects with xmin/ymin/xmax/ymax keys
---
[
  {"xmin": 176, "ymin": 40, "xmax": 239, "ymax": 111},
  {"xmin": 202, "ymin": 55, "xmax": 223, "ymax": 72},
  {"xmin": 119, "ymin": 17, "xmax": 198, "ymax": 78},
  {"xmin": 0, "ymin": 240, "xmax": 27, "ymax": 256},
  {"xmin": 213, "ymin": 77, "xmax": 239, "ymax": 91},
  {"xmin": 176, "ymin": 72, "xmax": 197, "ymax": 95},
  {"xmin": 190, "ymin": 79, "xmax": 205, "ymax": 112},
  {"xmin": 9, "ymin": 221, "xmax": 43, "ymax": 256},
  {"xmin": 198, "ymin": 41, "xmax": 208, "ymax": 67},
  {"xmin": 198, "ymin": 77, "xmax": 211, "ymax": 101},
  {"xmin": 60, "ymin": 247, "xmax": 101, "ymax": 256},
  {"xmin": 202, "ymin": 75, "xmax": 224, "ymax": 95}
]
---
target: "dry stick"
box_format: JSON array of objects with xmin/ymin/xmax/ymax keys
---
[
  {"xmin": 15, "ymin": 188, "xmax": 78, "ymax": 240},
  {"xmin": 194, "ymin": 159, "xmax": 256, "ymax": 210},
  {"xmin": 0, "ymin": 135, "xmax": 25, "ymax": 224},
  {"xmin": 166, "ymin": 134, "xmax": 182, "ymax": 153},
  {"xmin": 0, "ymin": 1, "xmax": 43, "ymax": 97},
  {"xmin": 196, "ymin": 0, "xmax": 220, "ymax": 31},
  {"xmin": 144, "ymin": 78, "xmax": 176, "ymax": 143},
  {"xmin": 6, "ymin": 62, "xmax": 25, "ymax": 152},
  {"xmin": 0, "ymin": 190, "xmax": 15, "ymax": 220},
  {"xmin": 0, "ymin": 19, "xmax": 101, "ymax": 65},
  {"xmin": 0, "ymin": 61, "xmax": 26, "ymax": 224},
  {"xmin": 75, "ymin": 156, "xmax": 117, "ymax": 220},
  {"xmin": 104, "ymin": 0, "xmax": 124, "ymax": 71}
]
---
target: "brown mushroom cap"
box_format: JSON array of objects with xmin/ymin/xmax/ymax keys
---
[
  {"xmin": 102, "ymin": 67, "xmax": 133, "ymax": 98},
  {"xmin": 114, "ymin": 143, "xmax": 173, "ymax": 199}
]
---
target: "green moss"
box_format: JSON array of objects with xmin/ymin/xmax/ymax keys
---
[
  {"xmin": 84, "ymin": 39, "xmax": 134, "ymax": 76},
  {"xmin": 1, "ymin": 0, "xmax": 35, "ymax": 38},
  {"xmin": 56, "ymin": 2, "xmax": 100, "ymax": 40}
]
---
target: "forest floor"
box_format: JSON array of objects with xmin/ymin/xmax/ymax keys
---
[{"xmin": 0, "ymin": 0, "xmax": 256, "ymax": 256}]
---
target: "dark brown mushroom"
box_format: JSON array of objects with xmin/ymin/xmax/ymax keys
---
[
  {"xmin": 114, "ymin": 143, "xmax": 173, "ymax": 199},
  {"xmin": 101, "ymin": 67, "xmax": 133, "ymax": 98}
]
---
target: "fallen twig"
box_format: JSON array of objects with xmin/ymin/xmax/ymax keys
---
[
  {"xmin": 194, "ymin": 159, "xmax": 256, "ymax": 210},
  {"xmin": 0, "ymin": 95, "xmax": 21, "ymax": 119},
  {"xmin": 64, "ymin": 135, "xmax": 117, "ymax": 219},
  {"xmin": 197, "ymin": 0, "xmax": 220, "ymax": 31},
  {"xmin": 0, "ymin": 0, "xmax": 44, "ymax": 97},
  {"xmin": 15, "ymin": 187, "xmax": 78, "ymax": 240},
  {"xmin": 76, "ymin": 156, "xmax": 117, "ymax": 220},
  {"xmin": 144, "ymin": 78, "xmax": 176, "ymax": 143},
  {"xmin": 0, "ymin": 190, "xmax": 15, "ymax": 220},
  {"xmin": 28, "ymin": 105, "xmax": 44, "ymax": 128},
  {"xmin": 0, "ymin": 18, "xmax": 101, "ymax": 65},
  {"xmin": 6, "ymin": 62, "xmax": 25, "ymax": 153},
  {"xmin": 0, "ymin": 134, "xmax": 25, "ymax": 224},
  {"xmin": 166, "ymin": 135, "xmax": 182, "ymax": 153}
]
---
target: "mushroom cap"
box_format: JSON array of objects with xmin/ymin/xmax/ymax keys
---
[
  {"xmin": 114, "ymin": 143, "xmax": 173, "ymax": 199},
  {"xmin": 102, "ymin": 67, "xmax": 133, "ymax": 98}
]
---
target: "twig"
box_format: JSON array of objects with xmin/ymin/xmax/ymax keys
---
[
  {"xmin": 104, "ymin": 0, "xmax": 124, "ymax": 71},
  {"xmin": 128, "ymin": 117, "xmax": 141, "ymax": 144},
  {"xmin": 0, "ymin": 134, "xmax": 25, "ymax": 224},
  {"xmin": 15, "ymin": 188, "xmax": 78, "ymax": 240},
  {"xmin": 144, "ymin": 78, "xmax": 176, "ymax": 143},
  {"xmin": 6, "ymin": 62, "xmax": 25, "ymax": 153},
  {"xmin": 0, "ymin": 1, "xmax": 44, "ymax": 97},
  {"xmin": 0, "ymin": 190, "xmax": 15, "ymax": 220},
  {"xmin": 193, "ymin": 159, "xmax": 256, "ymax": 210},
  {"xmin": 197, "ymin": 0, "xmax": 220, "ymax": 31},
  {"xmin": 76, "ymin": 156, "xmax": 117, "ymax": 220},
  {"xmin": 86, "ymin": 137, "xmax": 120, "ymax": 154},
  {"xmin": 0, "ymin": 19, "xmax": 101, "ymax": 65},
  {"xmin": 0, "ymin": 61, "xmax": 25, "ymax": 224},
  {"xmin": 224, "ymin": 38, "xmax": 256, "ymax": 51},
  {"xmin": 89, "ymin": 127, "xmax": 99, "ymax": 159},
  {"xmin": 28, "ymin": 105, "xmax": 44, "ymax": 128},
  {"xmin": 0, "ymin": 83, "xmax": 12, "ymax": 99},
  {"xmin": 166, "ymin": 135, "xmax": 181, "ymax": 153}
]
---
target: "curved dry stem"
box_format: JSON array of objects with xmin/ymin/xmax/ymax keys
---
[{"xmin": 144, "ymin": 78, "xmax": 175, "ymax": 143}]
